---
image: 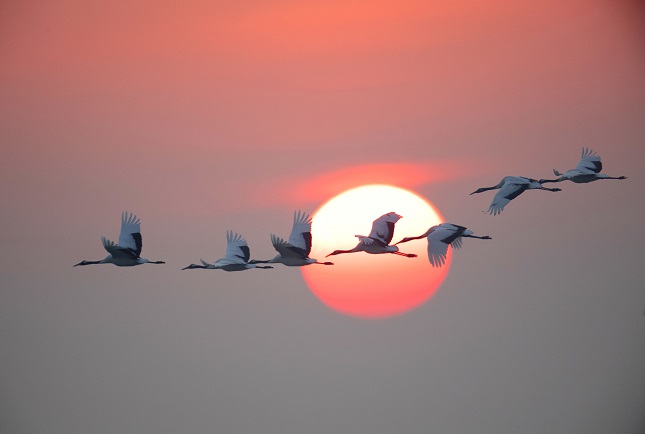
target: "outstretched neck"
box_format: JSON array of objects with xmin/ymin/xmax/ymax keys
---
[
  {"xmin": 182, "ymin": 264, "xmax": 207, "ymax": 270},
  {"xmin": 74, "ymin": 259, "xmax": 103, "ymax": 267},
  {"xmin": 538, "ymin": 178, "xmax": 561, "ymax": 184},
  {"xmin": 326, "ymin": 248, "xmax": 355, "ymax": 257},
  {"xmin": 470, "ymin": 184, "xmax": 500, "ymax": 195},
  {"xmin": 395, "ymin": 234, "xmax": 426, "ymax": 245}
]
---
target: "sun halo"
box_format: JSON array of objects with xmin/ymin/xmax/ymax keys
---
[{"xmin": 301, "ymin": 184, "xmax": 451, "ymax": 319}]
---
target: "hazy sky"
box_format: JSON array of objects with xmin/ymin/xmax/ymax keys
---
[{"xmin": 1, "ymin": 0, "xmax": 644, "ymax": 432}]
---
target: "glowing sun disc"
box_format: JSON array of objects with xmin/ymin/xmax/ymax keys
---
[{"xmin": 301, "ymin": 184, "xmax": 450, "ymax": 318}]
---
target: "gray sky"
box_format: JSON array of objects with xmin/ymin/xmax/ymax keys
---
[{"xmin": 1, "ymin": 0, "xmax": 644, "ymax": 432}]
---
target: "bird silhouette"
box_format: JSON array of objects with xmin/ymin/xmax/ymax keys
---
[
  {"xmin": 326, "ymin": 212, "xmax": 417, "ymax": 258},
  {"xmin": 182, "ymin": 230, "xmax": 272, "ymax": 271},
  {"xmin": 252, "ymin": 211, "xmax": 334, "ymax": 266},
  {"xmin": 396, "ymin": 223, "xmax": 491, "ymax": 267},
  {"xmin": 470, "ymin": 176, "xmax": 561, "ymax": 215},
  {"xmin": 74, "ymin": 211, "xmax": 165, "ymax": 267},
  {"xmin": 539, "ymin": 147, "xmax": 627, "ymax": 184}
]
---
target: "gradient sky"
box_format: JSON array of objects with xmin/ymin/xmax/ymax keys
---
[{"xmin": 1, "ymin": 0, "xmax": 644, "ymax": 432}]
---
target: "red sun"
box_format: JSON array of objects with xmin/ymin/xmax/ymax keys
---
[{"xmin": 301, "ymin": 184, "xmax": 450, "ymax": 319}]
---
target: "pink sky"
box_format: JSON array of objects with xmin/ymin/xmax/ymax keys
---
[
  {"xmin": 2, "ymin": 1, "xmax": 643, "ymax": 217},
  {"xmin": 1, "ymin": 1, "xmax": 644, "ymax": 432}
]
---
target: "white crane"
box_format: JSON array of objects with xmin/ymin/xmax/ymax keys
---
[
  {"xmin": 470, "ymin": 176, "xmax": 561, "ymax": 215},
  {"xmin": 74, "ymin": 211, "xmax": 165, "ymax": 267},
  {"xmin": 395, "ymin": 223, "xmax": 491, "ymax": 267},
  {"xmin": 252, "ymin": 211, "xmax": 334, "ymax": 266},
  {"xmin": 539, "ymin": 147, "xmax": 627, "ymax": 184},
  {"xmin": 326, "ymin": 212, "xmax": 417, "ymax": 258},
  {"xmin": 182, "ymin": 230, "xmax": 272, "ymax": 272}
]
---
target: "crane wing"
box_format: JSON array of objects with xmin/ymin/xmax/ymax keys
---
[
  {"xmin": 432, "ymin": 223, "xmax": 467, "ymax": 249},
  {"xmin": 287, "ymin": 211, "xmax": 313, "ymax": 255},
  {"xmin": 271, "ymin": 234, "xmax": 309, "ymax": 259},
  {"xmin": 426, "ymin": 238, "xmax": 449, "ymax": 267},
  {"xmin": 575, "ymin": 147, "xmax": 602, "ymax": 174},
  {"xmin": 102, "ymin": 236, "xmax": 138, "ymax": 259},
  {"xmin": 424, "ymin": 224, "xmax": 463, "ymax": 267},
  {"xmin": 118, "ymin": 211, "xmax": 142, "ymax": 256},
  {"xmin": 223, "ymin": 231, "xmax": 250, "ymax": 262},
  {"xmin": 354, "ymin": 235, "xmax": 373, "ymax": 246},
  {"xmin": 487, "ymin": 182, "xmax": 525, "ymax": 215},
  {"xmin": 368, "ymin": 215, "xmax": 395, "ymax": 245},
  {"xmin": 451, "ymin": 237, "xmax": 463, "ymax": 250}
]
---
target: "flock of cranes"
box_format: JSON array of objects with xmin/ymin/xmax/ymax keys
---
[
  {"xmin": 470, "ymin": 147, "xmax": 626, "ymax": 215},
  {"xmin": 75, "ymin": 148, "xmax": 626, "ymax": 270}
]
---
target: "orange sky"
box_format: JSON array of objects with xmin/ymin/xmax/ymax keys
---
[
  {"xmin": 1, "ymin": 0, "xmax": 643, "ymax": 245},
  {"xmin": 1, "ymin": 1, "xmax": 644, "ymax": 430},
  {"xmin": 2, "ymin": 0, "xmax": 643, "ymax": 220},
  {"xmin": 3, "ymin": 0, "xmax": 643, "ymax": 155}
]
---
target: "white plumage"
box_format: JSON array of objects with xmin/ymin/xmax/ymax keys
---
[
  {"xmin": 182, "ymin": 230, "xmax": 272, "ymax": 272},
  {"xmin": 74, "ymin": 211, "xmax": 165, "ymax": 267},
  {"xmin": 326, "ymin": 212, "xmax": 417, "ymax": 258},
  {"xmin": 540, "ymin": 147, "xmax": 627, "ymax": 184},
  {"xmin": 254, "ymin": 211, "xmax": 333, "ymax": 267},
  {"xmin": 470, "ymin": 176, "xmax": 561, "ymax": 215},
  {"xmin": 396, "ymin": 223, "xmax": 491, "ymax": 267}
]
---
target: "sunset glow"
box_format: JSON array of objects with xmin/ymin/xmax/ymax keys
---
[
  {"xmin": 302, "ymin": 185, "xmax": 449, "ymax": 318},
  {"xmin": 2, "ymin": 0, "xmax": 643, "ymax": 431}
]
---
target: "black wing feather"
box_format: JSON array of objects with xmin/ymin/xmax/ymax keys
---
[
  {"xmin": 441, "ymin": 226, "xmax": 466, "ymax": 245},
  {"xmin": 236, "ymin": 245, "xmax": 251, "ymax": 262},
  {"xmin": 504, "ymin": 185, "xmax": 528, "ymax": 201},
  {"xmin": 131, "ymin": 233, "xmax": 143, "ymax": 257},
  {"xmin": 287, "ymin": 246, "xmax": 309, "ymax": 259},
  {"xmin": 301, "ymin": 232, "xmax": 312, "ymax": 256},
  {"xmin": 385, "ymin": 221, "xmax": 395, "ymax": 244}
]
